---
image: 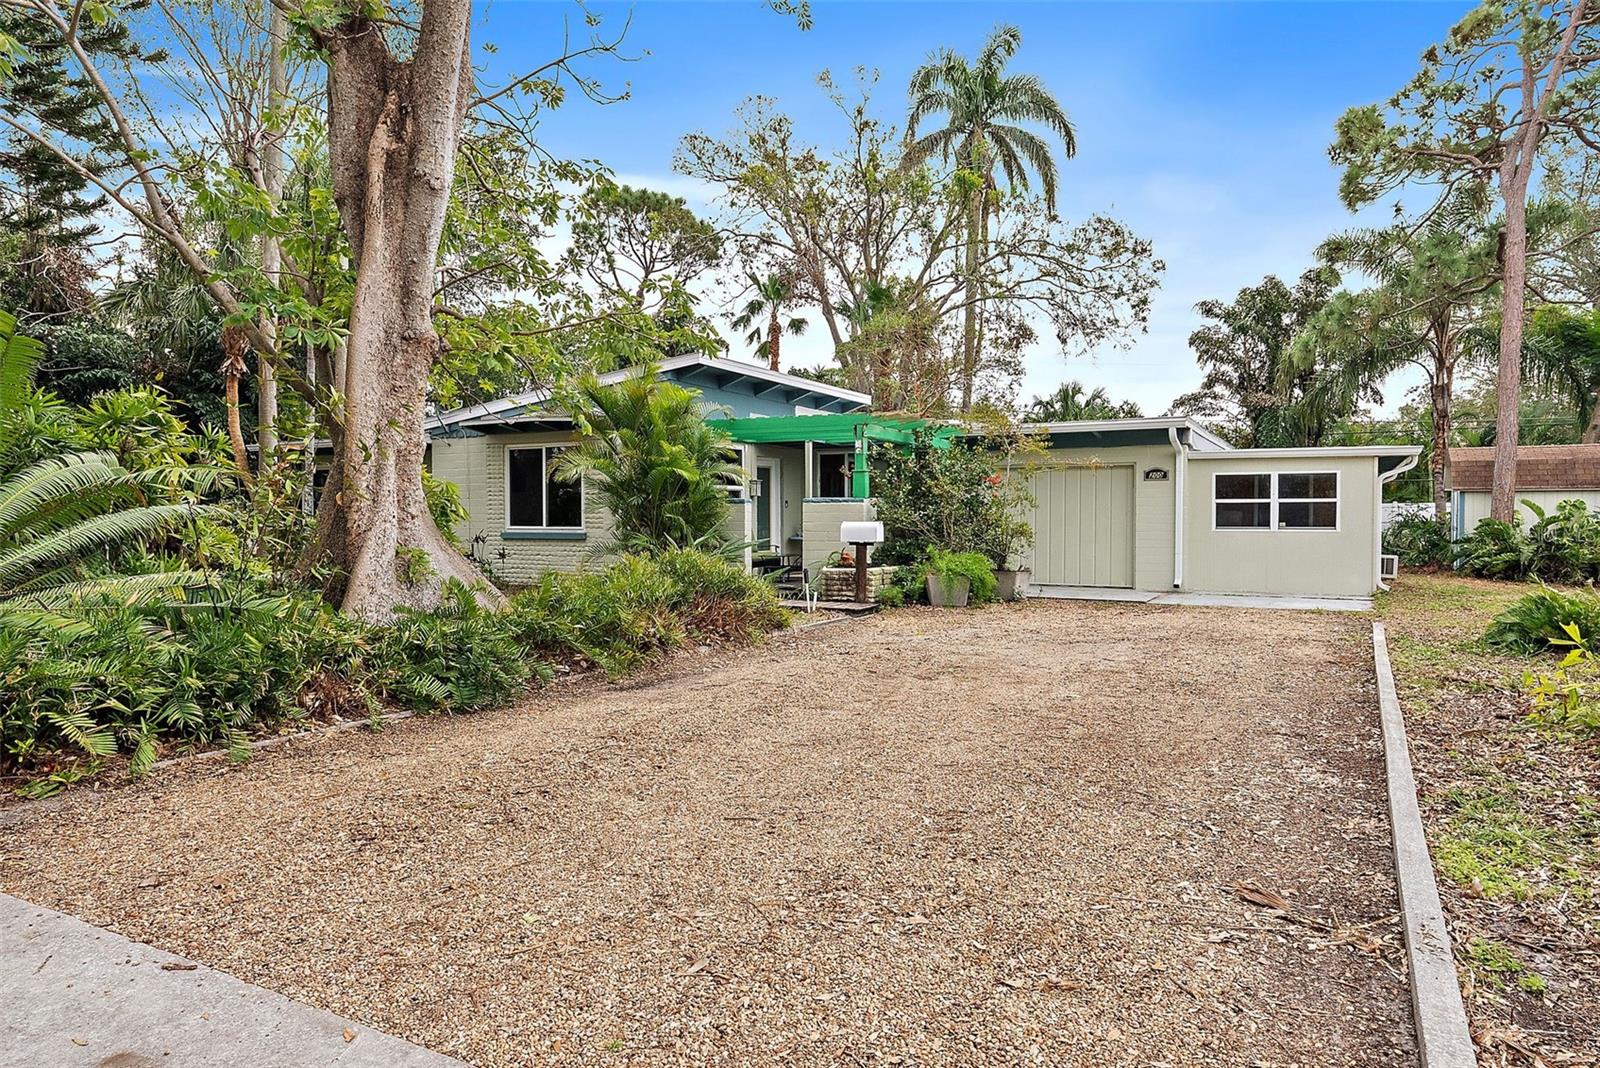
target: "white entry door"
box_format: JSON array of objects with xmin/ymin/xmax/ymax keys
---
[{"xmin": 1031, "ymin": 465, "xmax": 1135, "ymax": 587}]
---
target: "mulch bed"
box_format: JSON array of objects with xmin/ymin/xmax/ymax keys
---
[
  {"xmin": 1, "ymin": 602, "xmax": 1411, "ymax": 1065},
  {"xmin": 1379, "ymin": 574, "xmax": 1600, "ymax": 1065}
]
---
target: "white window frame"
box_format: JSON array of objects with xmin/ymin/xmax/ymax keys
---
[
  {"xmin": 504, "ymin": 444, "xmax": 585, "ymax": 531},
  {"xmin": 1211, "ymin": 470, "xmax": 1340, "ymax": 532}
]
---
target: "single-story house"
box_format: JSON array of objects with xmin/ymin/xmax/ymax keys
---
[
  {"xmin": 427, "ymin": 354, "xmax": 877, "ymax": 583},
  {"xmin": 1447, "ymin": 444, "xmax": 1600, "ymax": 537},
  {"xmin": 1008, "ymin": 420, "xmax": 1418, "ymax": 598},
  {"xmin": 427, "ymin": 357, "xmax": 1420, "ymax": 599}
]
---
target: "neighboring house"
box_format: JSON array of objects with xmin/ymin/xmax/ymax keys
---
[
  {"xmin": 428, "ymin": 362, "xmax": 1420, "ymax": 599},
  {"xmin": 1446, "ymin": 444, "xmax": 1600, "ymax": 538}
]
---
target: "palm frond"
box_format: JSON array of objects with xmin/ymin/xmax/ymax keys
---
[{"xmin": 0, "ymin": 503, "xmax": 213, "ymax": 592}]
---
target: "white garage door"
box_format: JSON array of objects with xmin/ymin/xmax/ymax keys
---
[{"xmin": 1031, "ymin": 466, "xmax": 1135, "ymax": 587}]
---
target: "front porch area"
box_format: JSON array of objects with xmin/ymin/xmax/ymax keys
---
[{"xmin": 713, "ymin": 413, "xmax": 958, "ymax": 581}]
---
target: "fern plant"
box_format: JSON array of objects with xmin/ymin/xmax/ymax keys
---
[
  {"xmin": 1485, "ymin": 584, "xmax": 1600, "ymax": 652},
  {"xmin": 1454, "ymin": 518, "xmax": 1533, "ymax": 580},
  {"xmin": 0, "ymin": 311, "xmax": 222, "ymax": 611},
  {"xmin": 1524, "ymin": 498, "xmax": 1600, "ymax": 584}
]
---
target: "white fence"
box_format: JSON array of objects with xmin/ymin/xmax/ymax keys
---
[{"xmin": 1382, "ymin": 502, "xmax": 1443, "ymax": 529}]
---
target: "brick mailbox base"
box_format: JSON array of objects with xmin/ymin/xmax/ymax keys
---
[{"xmin": 818, "ymin": 565, "xmax": 894, "ymax": 602}]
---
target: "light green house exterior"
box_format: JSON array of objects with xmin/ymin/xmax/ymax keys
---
[
  {"xmin": 426, "ymin": 355, "xmax": 875, "ymax": 584},
  {"xmin": 1010, "ymin": 420, "xmax": 1419, "ymax": 599},
  {"xmin": 429, "ymin": 367, "xmax": 1418, "ymax": 599}
]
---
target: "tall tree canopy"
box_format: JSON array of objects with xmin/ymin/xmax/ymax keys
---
[
  {"xmin": 1024, "ymin": 380, "xmax": 1142, "ymax": 422},
  {"xmin": 1170, "ymin": 269, "xmax": 1341, "ymax": 448},
  {"xmin": 905, "ymin": 23, "xmax": 1077, "ymax": 411},
  {"xmin": 676, "ymin": 71, "xmax": 1158, "ymax": 412},
  {"xmin": 1289, "ymin": 208, "xmax": 1500, "ymax": 515},
  {"xmin": 1331, "ymin": 0, "xmax": 1600, "ymax": 520}
]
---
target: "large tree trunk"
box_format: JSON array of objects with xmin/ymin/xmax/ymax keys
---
[
  {"xmin": 958, "ymin": 185, "xmax": 980, "ymax": 413},
  {"xmin": 1490, "ymin": 172, "xmax": 1532, "ymax": 521},
  {"xmin": 255, "ymin": 0, "xmax": 289, "ymax": 460},
  {"xmin": 1428, "ymin": 356, "xmax": 1453, "ymax": 520},
  {"xmin": 301, "ymin": 0, "xmax": 493, "ymax": 621}
]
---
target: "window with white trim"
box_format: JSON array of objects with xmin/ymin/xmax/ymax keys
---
[
  {"xmin": 506, "ymin": 445, "xmax": 583, "ymax": 529},
  {"xmin": 1213, "ymin": 471, "xmax": 1338, "ymax": 530}
]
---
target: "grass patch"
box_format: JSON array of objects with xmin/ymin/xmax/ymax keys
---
[
  {"xmin": 1465, "ymin": 937, "xmax": 1544, "ymax": 993},
  {"xmin": 1433, "ymin": 775, "xmax": 1597, "ymax": 902}
]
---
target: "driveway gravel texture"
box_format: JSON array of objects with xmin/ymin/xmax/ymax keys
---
[{"xmin": 1, "ymin": 601, "xmax": 1413, "ymax": 1066}]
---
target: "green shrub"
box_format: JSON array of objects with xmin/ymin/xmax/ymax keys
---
[
  {"xmin": 1523, "ymin": 629, "xmax": 1600, "ymax": 734},
  {"xmin": 375, "ymin": 579, "xmax": 539, "ymax": 712},
  {"xmin": 0, "ymin": 583, "xmax": 363, "ymax": 777},
  {"xmin": 872, "ymin": 428, "xmax": 1032, "ymax": 567},
  {"xmin": 925, "ymin": 546, "xmax": 998, "ymax": 605},
  {"xmin": 1485, "ymin": 584, "xmax": 1600, "ymax": 653},
  {"xmin": 510, "ymin": 555, "xmax": 682, "ymax": 675},
  {"xmin": 1384, "ymin": 513, "xmax": 1452, "ymax": 567},
  {"xmin": 1525, "ymin": 498, "xmax": 1600, "ymax": 584},
  {"xmin": 874, "ymin": 584, "xmax": 905, "ymax": 608},
  {"xmin": 656, "ymin": 548, "xmax": 788, "ymax": 640},
  {"xmin": 508, "ymin": 549, "xmax": 786, "ymax": 675},
  {"xmin": 1455, "ymin": 518, "xmax": 1533, "ymax": 580}
]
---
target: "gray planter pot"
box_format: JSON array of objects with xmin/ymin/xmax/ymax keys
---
[
  {"xmin": 994, "ymin": 568, "xmax": 1031, "ymax": 601},
  {"xmin": 925, "ymin": 573, "xmax": 971, "ymax": 608}
]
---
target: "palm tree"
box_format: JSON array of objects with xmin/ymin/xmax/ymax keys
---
[
  {"xmin": 731, "ymin": 273, "xmax": 808, "ymax": 372},
  {"xmin": 1287, "ymin": 208, "xmax": 1499, "ymax": 516},
  {"xmin": 906, "ymin": 24, "xmax": 1076, "ymax": 411},
  {"xmin": 1525, "ymin": 305, "xmax": 1600, "ymax": 442},
  {"xmin": 1025, "ymin": 380, "xmax": 1142, "ymax": 422},
  {"xmin": 0, "ymin": 310, "xmax": 220, "ymax": 613},
  {"xmin": 554, "ymin": 368, "xmax": 745, "ymax": 556}
]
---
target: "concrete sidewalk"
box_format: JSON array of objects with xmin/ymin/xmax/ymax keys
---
[
  {"xmin": 1028, "ymin": 584, "xmax": 1373, "ymax": 612},
  {"xmin": 1, "ymin": 893, "xmax": 465, "ymax": 1068}
]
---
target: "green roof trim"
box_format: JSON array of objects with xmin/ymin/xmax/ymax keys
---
[{"xmin": 710, "ymin": 412, "xmax": 958, "ymax": 448}]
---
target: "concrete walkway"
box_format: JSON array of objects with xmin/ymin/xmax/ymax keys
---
[
  {"xmin": 1, "ymin": 893, "xmax": 464, "ymax": 1068},
  {"xmin": 1029, "ymin": 584, "xmax": 1373, "ymax": 612}
]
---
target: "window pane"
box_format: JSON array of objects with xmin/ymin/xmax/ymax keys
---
[
  {"xmin": 507, "ymin": 448, "xmax": 544, "ymax": 527},
  {"xmin": 1216, "ymin": 501, "xmax": 1270, "ymax": 528},
  {"xmin": 1215, "ymin": 473, "xmax": 1270, "ymax": 500},
  {"xmin": 819, "ymin": 453, "xmax": 850, "ymax": 498},
  {"xmin": 545, "ymin": 448, "xmax": 582, "ymax": 528},
  {"xmin": 1279, "ymin": 501, "xmax": 1338, "ymax": 529},
  {"xmin": 1279, "ymin": 472, "xmax": 1337, "ymax": 500}
]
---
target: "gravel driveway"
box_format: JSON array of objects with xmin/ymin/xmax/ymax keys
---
[{"xmin": 0, "ymin": 602, "xmax": 1412, "ymax": 1066}]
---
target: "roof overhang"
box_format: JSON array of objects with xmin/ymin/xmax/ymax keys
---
[
  {"xmin": 1185, "ymin": 445, "xmax": 1424, "ymax": 460},
  {"xmin": 426, "ymin": 355, "xmax": 869, "ymax": 437},
  {"xmin": 1015, "ymin": 416, "xmax": 1231, "ymax": 451}
]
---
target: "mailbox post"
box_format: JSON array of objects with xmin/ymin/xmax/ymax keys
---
[{"xmin": 839, "ymin": 521, "xmax": 885, "ymax": 603}]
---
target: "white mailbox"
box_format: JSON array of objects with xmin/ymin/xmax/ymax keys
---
[{"xmin": 839, "ymin": 521, "xmax": 884, "ymax": 544}]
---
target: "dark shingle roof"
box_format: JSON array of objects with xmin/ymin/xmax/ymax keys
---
[{"xmin": 1447, "ymin": 444, "xmax": 1600, "ymax": 492}]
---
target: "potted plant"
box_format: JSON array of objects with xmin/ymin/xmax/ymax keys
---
[
  {"xmin": 924, "ymin": 547, "xmax": 997, "ymax": 608},
  {"xmin": 989, "ymin": 515, "xmax": 1033, "ymax": 601}
]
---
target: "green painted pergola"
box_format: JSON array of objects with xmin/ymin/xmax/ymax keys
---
[{"xmin": 711, "ymin": 413, "xmax": 957, "ymax": 498}]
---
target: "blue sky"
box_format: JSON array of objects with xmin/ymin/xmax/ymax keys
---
[{"xmin": 483, "ymin": 0, "xmax": 1471, "ymax": 414}]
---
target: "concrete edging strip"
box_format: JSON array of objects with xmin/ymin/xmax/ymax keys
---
[
  {"xmin": 1371, "ymin": 621, "xmax": 1476, "ymax": 1066},
  {"xmin": 1, "ymin": 892, "xmax": 465, "ymax": 1067}
]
